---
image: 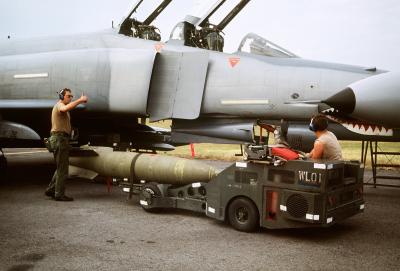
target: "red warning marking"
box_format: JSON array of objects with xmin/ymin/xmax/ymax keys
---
[
  {"xmin": 154, "ymin": 43, "xmax": 164, "ymax": 53},
  {"xmin": 190, "ymin": 143, "xmax": 195, "ymax": 158},
  {"xmin": 228, "ymin": 57, "xmax": 240, "ymax": 68}
]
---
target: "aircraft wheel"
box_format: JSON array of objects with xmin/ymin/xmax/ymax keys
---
[
  {"xmin": 140, "ymin": 182, "xmax": 162, "ymax": 212},
  {"xmin": 228, "ymin": 197, "xmax": 259, "ymax": 232}
]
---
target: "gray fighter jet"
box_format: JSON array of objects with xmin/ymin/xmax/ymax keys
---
[{"xmin": 0, "ymin": 0, "xmax": 399, "ymax": 158}]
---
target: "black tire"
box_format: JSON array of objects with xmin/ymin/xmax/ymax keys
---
[
  {"xmin": 140, "ymin": 182, "xmax": 162, "ymax": 212},
  {"xmin": 228, "ymin": 197, "xmax": 259, "ymax": 232}
]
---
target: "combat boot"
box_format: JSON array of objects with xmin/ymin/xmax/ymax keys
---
[
  {"xmin": 54, "ymin": 195, "xmax": 74, "ymax": 201},
  {"xmin": 45, "ymin": 189, "xmax": 55, "ymax": 198}
]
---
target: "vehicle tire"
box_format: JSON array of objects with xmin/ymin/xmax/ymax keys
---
[
  {"xmin": 228, "ymin": 197, "xmax": 259, "ymax": 232},
  {"xmin": 140, "ymin": 182, "xmax": 162, "ymax": 212}
]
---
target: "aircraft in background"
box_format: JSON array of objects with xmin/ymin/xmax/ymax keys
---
[{"xmin": 0, "ymin": 0, "xmax": 399, "ymax": 167}]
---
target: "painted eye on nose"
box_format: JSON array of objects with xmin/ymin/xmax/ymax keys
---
[{"xmin": 291, "ymin": 93, "xmax": 299, "ymax": 99}]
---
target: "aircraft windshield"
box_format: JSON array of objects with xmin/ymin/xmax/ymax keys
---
[{"xmin": 238, "ymin": 33, "xmax": 298, "ymax": 58}]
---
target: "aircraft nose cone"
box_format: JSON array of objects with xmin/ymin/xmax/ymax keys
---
[
  {"xmin": 323, "ymin": 87, "xmax": 356, "ymax": 114},
  {"xmin": 323, "ymin": 71, "xmax": 400, "ymax": 128}
]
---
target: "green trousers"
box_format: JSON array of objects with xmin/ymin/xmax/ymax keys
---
[{"xmin": 47, "ymin": 134, "xmax": 70, "ymax": 197}]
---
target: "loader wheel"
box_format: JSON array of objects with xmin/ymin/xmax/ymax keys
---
[
  {"xmin": 140, "ymin": 182, "xmax": 162, "ymax": 212},
  {"xmin": 228, "ymin": 197, "xmax": 259, "ymax": 232}
]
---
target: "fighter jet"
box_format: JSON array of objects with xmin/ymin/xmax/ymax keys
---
[{"xmin": 0, "ymin": 0, "xmax": 399, "ymax": 160}]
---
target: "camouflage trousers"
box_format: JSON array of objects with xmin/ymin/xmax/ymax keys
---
[{"xmin": 47, "ymin": 134, "xmax": 70, "ymax": 197}]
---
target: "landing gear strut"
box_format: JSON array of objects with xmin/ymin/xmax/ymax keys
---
[{"xmin": 0, "ymin": 149, "xmax": 7, "ymax": 182}]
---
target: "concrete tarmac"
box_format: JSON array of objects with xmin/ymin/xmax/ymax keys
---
[{"xmin": 0, "ymin": 150, "xmax": 399, "ymax": 271}]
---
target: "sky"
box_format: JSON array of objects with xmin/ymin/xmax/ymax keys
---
[{"xmin": 1, "ymin": 0, "xmax": 399, "ymax": 71}]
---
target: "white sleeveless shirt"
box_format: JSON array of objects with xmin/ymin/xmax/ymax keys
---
[{"xmin": 316, "ymin": 131, "xmax": 342, "ymax": 160}]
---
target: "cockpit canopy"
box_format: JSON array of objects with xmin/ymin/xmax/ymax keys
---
[
  {"xmin": 238, "ymin": 33, "xmax": 298, "ymax": 58},
  {"xmin": 169, "ymin": 21, "xmax": 224, "ymax": 52}
]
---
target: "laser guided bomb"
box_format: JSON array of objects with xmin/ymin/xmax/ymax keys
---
[{"xmin": 69, "ymin": 147, "xmax": 217, "ymax": 185}]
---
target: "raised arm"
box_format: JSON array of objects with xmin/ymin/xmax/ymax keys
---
[{"xmin": 59, "ymin": 94, "xmax": 88, "ymax": 113}]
